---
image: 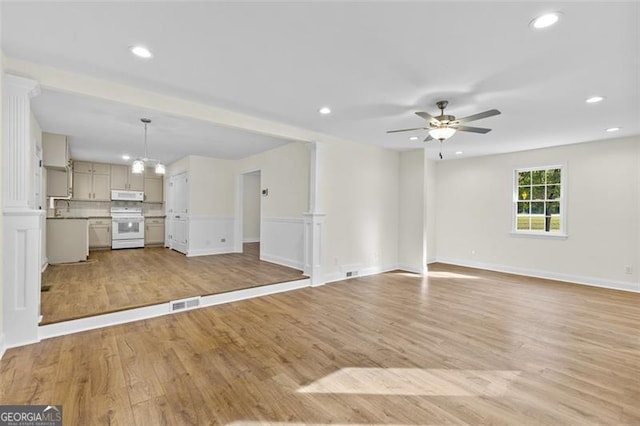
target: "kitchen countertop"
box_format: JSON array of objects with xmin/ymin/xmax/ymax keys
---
[
  {"xmin": 47, "ymin": 216, "xmax": 89, "ymax": 220},
  {"xmin": 47, "ymin": 215, "xmax": 166, "ymax": 219}
]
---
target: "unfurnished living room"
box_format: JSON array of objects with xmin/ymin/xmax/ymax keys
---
[{"xmin": 0, "ymin": 1, "xmax": 639, "ymax": 425}]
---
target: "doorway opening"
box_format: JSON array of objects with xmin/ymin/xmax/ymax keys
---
[{"xmin": 240, "ymin": 170, "xmax": 262, "ymax": 255}]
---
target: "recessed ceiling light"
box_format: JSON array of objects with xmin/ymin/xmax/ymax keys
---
[
  {"xmin": 122, "ymin": 154, "xmax": 130, "ymax": 160},
  {"xmin": 530, "ymin": 12, "xmax": 561, "ymax": 29},
  {"xmin": 409, "ymin": 136, "xmax": 419, "ymax": 141},
  {"xmin": 606, "ymin": 127, "xmax": 620, "ymax": 132},
  {"xmin": 586, "ymin": 96, "xmax": 604, "ymax": 104},
  {"xmin": 455, "ymin": 151, "xmax": 463, "ymax": 155},
  {"xmin": 318, "ymin": 107, "xmax": 331, "ymax": 115},
  {"xmin": 130, "ymin": 45, "xmax": 153, "ymax": 59}
]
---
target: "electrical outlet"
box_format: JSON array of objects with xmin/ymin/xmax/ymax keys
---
[
  {"xmin": 624, "ymin": 265, "xmax": 632, "ymax": 275},
  {"xmin": 471, "ymin": 250, "xmax": 476, "ymax": 255}
]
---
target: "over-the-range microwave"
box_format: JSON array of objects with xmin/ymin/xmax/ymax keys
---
[{"xmin": 111, "ymin": 190, "xmax": 144, "ymax": 201}]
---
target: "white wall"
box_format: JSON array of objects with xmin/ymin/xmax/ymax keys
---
[
  {"xmin": 435, "ymin": 137, "xmax": 640, "ymax": 291},
  {"xmin": 242, "ymin": 172, "xmax": 260, "ymax": 242},
  {"xmin": 29, "ymin": 112, "xmax": 45, "ymax": 269},
  {"xmin": 166, "ymin": 144, "xmax": 309, "ymax": 264},
  {"xmin": 0, "ymin": 54, "xmax": 4, "ymax": 354},
  {"xmin": 425, "ymin": 156, "xmax": 437, "ymax": 263},
  {"xmin": 398, "ymin": 149, "xmax": 424, "ymax": 272},
  {"xmin": 320, "ymin": 139, "xmax": 399, "ymax": 281},
  {"xmin": 236, "ymin": 142, "xmax": 309, "ymax": 218},
  {"xmin": 236, "ymin": 142, "xmax": 309, "ymax": 269},
  {"xmin": 189, "ymin": 155, "xmax": 235, "ymax": 217}
]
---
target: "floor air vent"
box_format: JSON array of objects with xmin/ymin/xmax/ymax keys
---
[{"xmin": 170, "ymin": 296, "xmax": 201, "ymax": 312}]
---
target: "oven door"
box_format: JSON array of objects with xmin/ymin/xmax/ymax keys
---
[{"xmin": 112, "ymin": 218, "xmax": 145, "ymax": 240}]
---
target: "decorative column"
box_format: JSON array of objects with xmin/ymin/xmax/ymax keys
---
[
  {"xmin": 303, "ymin": 141, "xmax": 325, "ymax": 286},
  {"xmin": 2, "ymin": 74, "xmax": 43, "ymax": 348}
]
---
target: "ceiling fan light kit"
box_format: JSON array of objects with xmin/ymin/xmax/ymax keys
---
[
  {"xmin": 428, "ymin": 126, "xmax": 456, "ymax": 140},
  {"xmin": 387, "ymin": 100, "xmax": 501, "ymax": 159}
]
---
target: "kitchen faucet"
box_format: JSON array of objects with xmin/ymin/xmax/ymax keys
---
[{"xmin": 54, "ymin": 199, "xmax": 71, "ymax": 217}]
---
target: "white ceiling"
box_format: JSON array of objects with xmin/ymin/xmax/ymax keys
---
[
  {"xmin": 30, "ymin": 89, "xmax": 294, "ymax": 164},
  {"xmin": 2, "ymin": 1, "xmax": 639, "ymax": 161}
]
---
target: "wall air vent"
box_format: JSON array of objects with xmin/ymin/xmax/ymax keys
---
[{"xmin": 170, "ymin": 296, "xmax": 201, "ymax": 312}]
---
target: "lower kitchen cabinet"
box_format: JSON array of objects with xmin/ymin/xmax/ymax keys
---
[
  {"xmin": 145, "ymin": 218, "xmax": 165, "ymax": 246},
  {"xmin": 89, "ymin": 218, "xmax": 111, "ymax": 249}
]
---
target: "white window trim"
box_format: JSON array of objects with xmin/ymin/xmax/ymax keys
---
[{"xmin": 511, "ymin": 163, "xmax": 568, "ymax": 239}]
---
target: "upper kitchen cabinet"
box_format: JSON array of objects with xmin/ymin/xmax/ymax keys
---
[
  {"xmin": 43, "ymin": 132, "xmax": 73, "ymax": 197},
  {"xmin": 42, "ymin": 132, "xmax": 71, "ymax": 170},
  {"xmin": 144, "ymin": 168, "xmax": 164, "ymax": 202},
  {"xmin": 72, "ymin": 161, "xmax": 111, "ymax": 200},
  {"xmin": 47, "ymin": 169, "xmax": 73, "ymax": 198},
  {"xmin": 111, "ymin": 165, "xmax": 144, "ymax": 191}
]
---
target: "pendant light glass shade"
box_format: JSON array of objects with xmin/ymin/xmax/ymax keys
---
[
  {"xmin": 132, "ymin": 159, "xmax": 145, "ymax": 174},
  {"xmin": 130, "ymin": 118, "xmax": 165, "ymax": 175},
  {"xmin": 428, "ymin": 127, "xmax": 457, "ymax": 140}
]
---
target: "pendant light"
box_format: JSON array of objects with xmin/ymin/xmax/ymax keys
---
[{"xmin": 132, "ymin": 118, "xmax": 165, "ymax": 175}]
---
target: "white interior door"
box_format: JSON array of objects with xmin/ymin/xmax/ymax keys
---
[{"xmin": 168, "ymin": 172, "xmax": 189, "ymax": 254}]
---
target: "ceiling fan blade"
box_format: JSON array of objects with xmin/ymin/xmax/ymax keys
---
[
  {"xmin": 453, "ymin": 125, "xmax": 492, "ymax": 134},
  {"xmin": 423, "ymin": 134, "xmax": 434, "ymax": 142},
  {"xmin": 386, "ymin": 127, "xmax": 427, "ymax": 134},
  {"xmin": 456, "ymin": 109, "xmax": 501, "ymax": 123},
  {"xmin": 415, "ymin": 111, "xmax": 440, "ymax": 124}
]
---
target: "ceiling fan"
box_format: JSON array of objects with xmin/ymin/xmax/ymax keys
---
[{"xmin": 387, "ymin": 100, "xmax": 501, "ymax": 158}]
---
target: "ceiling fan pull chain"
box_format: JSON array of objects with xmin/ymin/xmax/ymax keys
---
[{"xmin": 439, "ymin": 141, "xmax": 444, "ymax": 159}]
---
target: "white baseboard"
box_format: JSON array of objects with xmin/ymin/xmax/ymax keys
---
[
  {"xmin": 39, "ymin": 278, "xmax": 310, "ymax": 341},
  {"xmin": 436, "ymin": 257, "xmax": 640, "ymax": 293},
  {"xmin": 41, "ymin": 261, "xmax": 48, "ymax": 272},
  {"xmin": 243, "ymin": 238, "xmax": 260, "ymax": 243},
  {"xmin": 0, "ymin": 334, "xmax": 6, "ymax": 360},
  {"xmin": 397, "ymin": 264, "xmax": 426, "ymax": 275},
  {"xmin": 186, "ymin": 247, "xmax": 234, "ymax": 257},
  {"xmin": 260, "ymin": 253, "xmax": 303, "ymax": 270},
  {"xmin": 324, "ymin": 264, "xmax": 398, "ymax": 285}
]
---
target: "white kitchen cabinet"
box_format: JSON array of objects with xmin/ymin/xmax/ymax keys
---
[
  {"xmin": 43, "ymin": 132, "xmax": 73, "ymax": 197},
  {"xmin": 72, "ymin": 171, "xmax": 92, "ymax": 200},
  {"xmin": 46, "ymin": 218, "xmax": 89, "ymax": 264},
  {"xmin": 89, "ymin": 218, "xmax": 111, "ymax": 248},
  {"xmin": 145, "ymin": 218, "xmax": 165, "ymax": 245},
  {"xmin": 42, "ymin": 132, "xmax": 71, "ymax": 170},
  {"xmin": 111, "ymin": 165, "xmax": 144, "ymax": 190},
  {"xmin": 47, "ymin": 168, "xmax": 72, "ymax": 197},
  {"xmin": 144, "ymin": 176, "xmax": 163, "ymax": 202},
  {"xmin": 72, "ymin": 161, "xmax": 111, "ymax": 200}
]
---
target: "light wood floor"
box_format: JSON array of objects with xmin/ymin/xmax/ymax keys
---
[
  {"xmin": 4, "ymin": 263, "xmax": 639, "ymax": 425},
  {"xmin": 41, "ymin": 243, "xmax": 304, "ymax": 324}
]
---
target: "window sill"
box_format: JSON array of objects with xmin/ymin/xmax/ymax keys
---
[{"xmin": 510, "ymin": 231, "xmax": 568, "ymax": 240}]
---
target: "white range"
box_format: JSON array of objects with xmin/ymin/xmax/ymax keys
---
[{"xmin": 111, "ymin": 206, "xmax": 145, "ymax": 249}]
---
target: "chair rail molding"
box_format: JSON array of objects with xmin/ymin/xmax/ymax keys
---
[{"xmin": 2, "ymin": 74, "xmax": 43, "ymax": 348}]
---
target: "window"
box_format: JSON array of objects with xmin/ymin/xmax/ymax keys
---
[{"xmin": 513, "ymin": 165, "xmax": 566, "ymax": 236}]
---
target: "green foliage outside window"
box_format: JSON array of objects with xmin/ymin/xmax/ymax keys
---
[{"xmin": 516, "ymin": 167, "xmax": 562, "ymax": 233}]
